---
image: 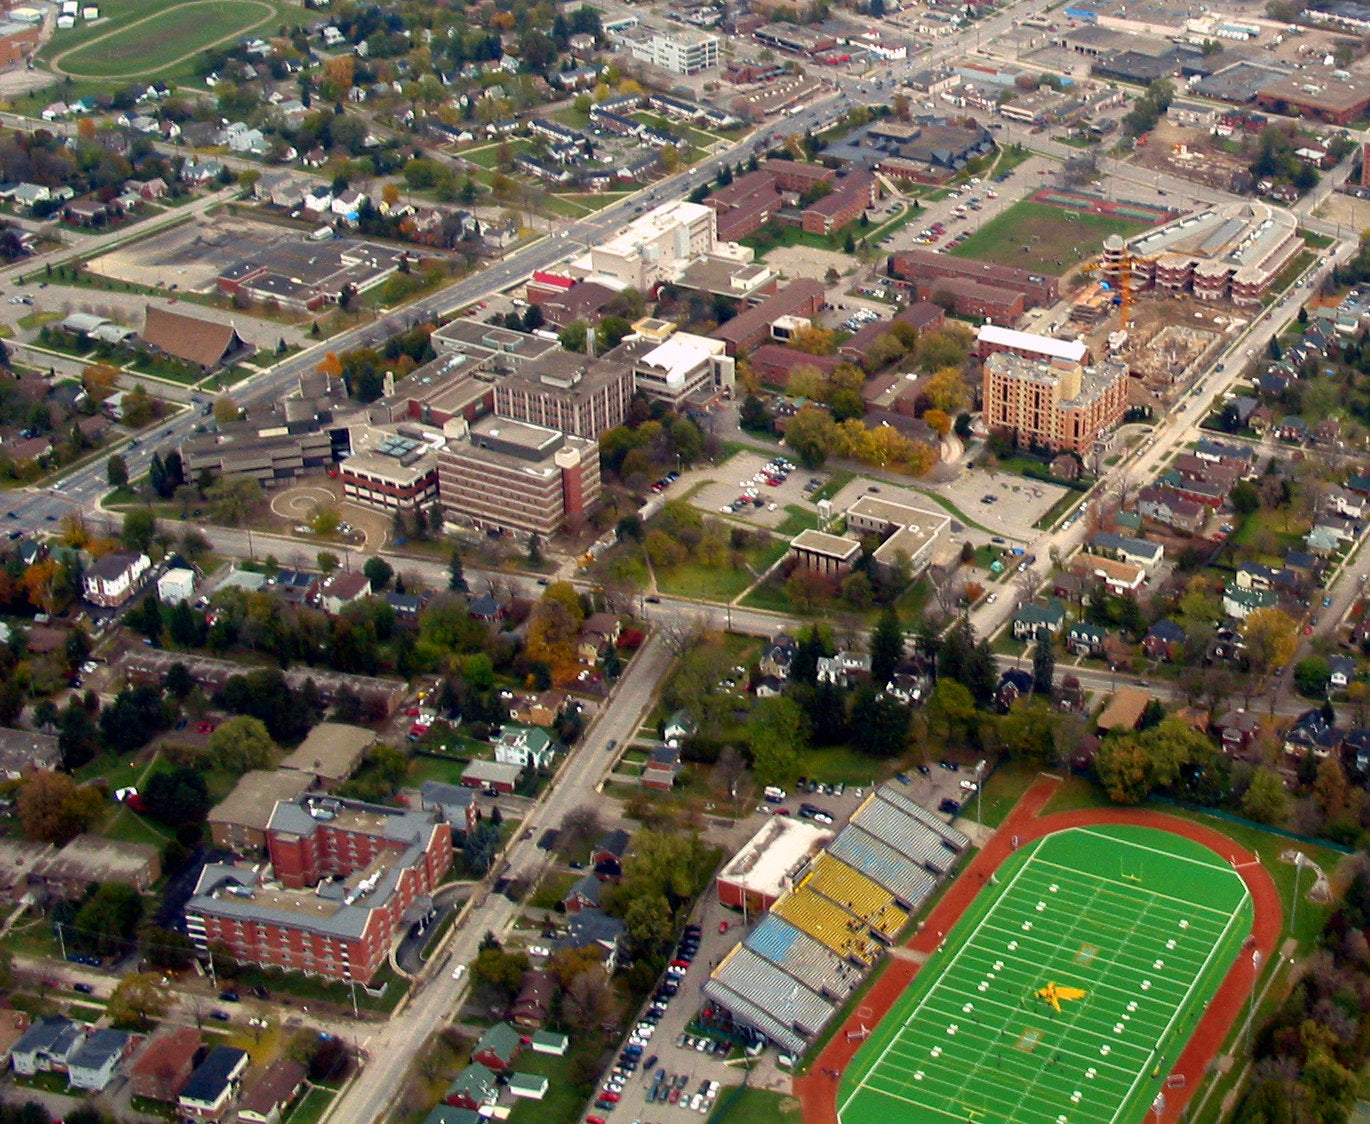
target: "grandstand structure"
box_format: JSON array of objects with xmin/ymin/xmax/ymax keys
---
[{"xmin": 702, "ymin": 784, "xmax": 968, "ymax": 1057}]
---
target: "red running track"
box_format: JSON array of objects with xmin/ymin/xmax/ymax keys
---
[{"xmin": 796, "ymin": 776, "xmax": 1282, "ymax": 1124}]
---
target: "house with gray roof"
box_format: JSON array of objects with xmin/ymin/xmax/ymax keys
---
[
  {"xmin": 1011, "ymin": 599, "xmax": 1065, "ymax": 641},
  {"xmin": 67, "ymin": 1028, "xmax": 134, "ymax": 1092},
  {"xmin": 11, "ymin": 1016, "xmax": 82, "ymax": 1076}
]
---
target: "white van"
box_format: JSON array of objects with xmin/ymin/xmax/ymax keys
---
[{"xmin": 762, "ymin": 786, "xmax": 787, "ymax": 804}]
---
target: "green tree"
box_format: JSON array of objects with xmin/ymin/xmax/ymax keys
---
[
  {"xmin": 1239, "ymin": 766, "xmax": 1291, "ymax": 826},
  {"xmin": 448, "ymin": 548, "xmax": 469, "ymax": 592},
  {"xmin": 1092, "ymin": 735, "xmax": 1151, "ymax": 803},
  {"xmin": 870, "ymin": 605, "xmax": 903, "ymax": 687},
  {"xmin": 107, "ymin": 972, "xmax": 172, "ymax": 1031},
  {"xmin": 143, "ymin": 767, "xmax": 210, "ymax": 826},
  {"xmin": 362, "ymin": 556, "xmax": 393, "ymax": 591},
  {"xmin": 1032, "ymin": 629, "xmax": 1055, "ymax": 698},
  {"xmin": 206, "ymin": 476, "xmax": 263, "ymax": 523},
  {"xmin": 1294, "ymin": 656, "xmax": 1331, "ymax": 697},
  {"xmin": 849, "ymin": 685, "xmax": 910, "ymax": 757},
  {"xmin": 746, "ymin": 697, "xmax": 808, "ymax": 785},
  {"xmin": 206, "ymin": 715, "xmax": 277, "ymax": 775},
  {"xmin": 106, "ymin": 454, "xmax": 128, "ymax": 489},
  {"xmin": 74, "ymin": 884, "xmax": 144, "ymax": 957},
  {"xmin": 121, "ymin": 508, "xmax": 157, "ymax": 553}
]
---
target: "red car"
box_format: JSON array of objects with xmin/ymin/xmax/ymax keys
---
[
  {"xmin": 600, "ymin": 1092, "xmax": 621, "ymax": 1104},
  {"xmin": 719, "ymin": 920, "xmax": 730, "ymax": 934},
  {"xmin": 405, "ymin": 706, "xmax": 421, "ymax": 716},
  {"xmin": 587, "ymin": 1117, "xmax": 607, "ymax": 1124},
  {"xmin": 195, "ymin": 721, "xmax": 215, "ymax": 735}
]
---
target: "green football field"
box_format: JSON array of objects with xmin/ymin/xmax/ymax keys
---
[{"xmin": 838, "ymin": 825, "xmax": 1252, "ymax": 1124}]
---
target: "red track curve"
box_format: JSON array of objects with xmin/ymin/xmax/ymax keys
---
[{"xmin": 796, "ymin": 776, "xmax": 1282, "ymax": 1124}]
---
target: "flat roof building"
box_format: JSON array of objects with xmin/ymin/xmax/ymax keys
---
[
  {"xmin": 279, "ymin": 723, "xmax": 375, "ymax": 790},
  {"xmin": 32, "ymin": 833, "xmax": 161, "ymax": 898},
  {"xmin": 492, "ymin": 351, "xmax": 633, "ymax": 439},
  {"xmin": 983, "ymin": 352, "xmax": 1128, "ymax": 455},
  {"xmin": 1117, "ymin": 202, "xmax": 1302, "ymax": 307},
  {"xmin": 605, "ymin": 330, "xmax": 735, "ymax": 406},
  {"xmin": 185, "ymin": 794, "xmax": 453, "ymax": 983},
  {"xmin": 340, "ymin": 427, "xmax": 440, "ymax": 514},
  {"xmin": 438, "ymin": 416, "xmax": 601, "ymax": 537},
  {"xmin": 717, "ymin": 816, "xmax": 833, "ymax": 914},
  {"xmin": 208, "ymin": 768, "xmax": 313, "ymax": 853},
  {"xmin": 590, "ymin": 200, "xmax": 717, "ymax": 290}
]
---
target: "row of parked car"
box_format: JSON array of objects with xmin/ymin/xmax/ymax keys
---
[
  {"xmin": 647, "ymin": 1071, "xmax": 720, "ymax": 1112},
  {"xmin": 591, "ymin": 924, "xmax": 705, "ymax": 1117}
]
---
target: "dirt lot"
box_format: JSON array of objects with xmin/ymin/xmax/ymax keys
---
[
  {"xmin": 86, "ymin": 212, "xmax": 295, "ymax": 294},
  {"xmin": 679, "ymin": 450, "xmax": 828, "ymax": 530},
  {"xmin": 1130, "ymin": 119, "xmax": 1253, "ymax": 193},
  {"xmin": 764, "ymin": 244, "xmax": 857, "ymax": 284}
]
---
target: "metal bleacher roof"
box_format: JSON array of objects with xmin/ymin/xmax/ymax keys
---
[
  {"xmin": 828, "ymin": 824, "xmax": 938, "ymax": 906},
  {"xmin": 701, "ymin": 977, "xmax": 810, "ymax": 1056},
  {"xmin": 713, "ymin": 945, "xmax": 835, "ymax": 1036},
  {"xmin": 744, "ymin": 914, "xmax": 863, "ymax": 1001}
]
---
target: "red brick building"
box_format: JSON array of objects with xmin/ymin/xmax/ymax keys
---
[
  {"xmin": 982, "ymin": 352, "xmax": 1128, "ymax": 454},
  {"xmin": 184, "ymin": 795, "xmax": 452, "ymax": 983},
  {"xmin": 890, "ymin": 249, "xmax": 1059, "ymax": 308},
  {"xmin": 918, "ymin": 276, "xmax": 1025, "ymax": 324},
  {"xmin": 749, "ymin": 343, "xmax": 841, "ymax": 387},
  {"xmin": 801, "ymin": 172, "xmax": 879, "ymax": 235},
  {"xmin": 709, "ymin": 279, "xmax": 826, "ymax": 356},
  {"xmin": 705, "ymin": 170, "xmax": 784, "ymax": 242}
]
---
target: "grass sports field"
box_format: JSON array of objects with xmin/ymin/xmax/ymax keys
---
[
  {"xmin": 947, "ymin": 201, "xmax": 1152, "ymax": 276},
  {"xmin": 838, "ymin": 825, "xmax": 1252, "ymax": 1124},
  {"xmin": 47, "ymin": 0, "xmax": 279, "ymax": 80}
]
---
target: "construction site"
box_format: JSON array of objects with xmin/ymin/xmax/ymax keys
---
[{"xmin": 1130, "ymin": 119, "xmax": 1253, "ymax": 194}]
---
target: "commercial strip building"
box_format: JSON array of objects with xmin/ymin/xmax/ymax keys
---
[
  {"xmin": 1115, "ymin": 201, "xmax": 1302, "ymax": 307},
  {"xmin": 437, "ymin": 416, "xmax": 601, "ymax": 537},
  {"xmin": 982, "ymin": 351, "xmax": 1129, "ymax": 454},
  {"xmin": 185, "ymin": 793, "xmax": 452, "ymax": 983}
]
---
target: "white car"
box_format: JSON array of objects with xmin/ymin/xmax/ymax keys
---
[
  {"xmin": 451, "ymin": 963, "xmax": 466, "ymax": 980},
  {"xmin": 960, "ymin": 780, "xmax": 979, "ymax": 794}
]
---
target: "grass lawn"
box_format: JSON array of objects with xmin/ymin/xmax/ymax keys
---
[
  {"xmin": 1231, "ymin": 506, "xmax": 1308, "ymax": 559},
  {"xmin": 708, "ymin": 1087, "xmax": 803, "ymax": 1124},
  {"xmin": 948, "ymin": 200, "xmax": 1152, "ymax": 276},
  {"xmin": 285, "ymin": 1087, "xmax": 335, "ymax": 1124},
  {"xmin": 776, "ymin": 505, "xmax": 818, "ymax": 536},
  {"xmin": 798, "ymin": 745, "xmax": 886, "ymax": 786},
  {"xmin": 17, "ymin": 310, "xmax": 61, "ymax": 331},
  {"xmin": 808, "ymin": 470, "xmax": 854, "ymax": 505},
  {"xmin": 408, "ymin": 754, "xmax": 472, "ymax": 787},
  {"xmin": 102, "ymin": 805, "xmax": 175, "ymax": 847},
  {"xmin": 739, "ymin": 578, "xmax": 800, "ymax": 614},
  {"xmin": 655, "ymin": 562, "xmax": 756, "ymax": 602},
  {"xmin": 528, "ymin": 870, "xmax": 578, "ymax": 911},
  {"xmin": 506, "ymin": 1043, "xmax": 598, "ymax": 1124},
  {"xmin": 49, "ymin": 0, "xmax": 283, "ymax": 80},
  {"xmin": 1033, "ymin": 487, "xmax": 1088, "ymax": 530}
]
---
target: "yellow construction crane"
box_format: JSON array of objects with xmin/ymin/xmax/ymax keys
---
[{"xmin": 1082, "ymin": 238, "xmax": 1161, "ymax": 328}]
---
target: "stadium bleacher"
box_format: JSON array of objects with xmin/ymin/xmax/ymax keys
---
[
  {"xmin": 703, "ymin": 782, "xmax": 969, "ymax": 1061},
  {"xmin": 802, "ymin": 854, "xmax": 908, "ymax": 941}
]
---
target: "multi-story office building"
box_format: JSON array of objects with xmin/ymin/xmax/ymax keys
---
[
  {"xmin": 437, "ymin": 416, "xmax": 601, "ymax": 537},
  {"xmin": 492, "ymin": 352, "xmax": 634, "ymax": 439}
]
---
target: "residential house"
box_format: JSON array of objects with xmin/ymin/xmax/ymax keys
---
[
  {"xmin": 1326, "ymin": 487, "xmax": 1368, "ymax": 519},
  {"xmin": 593, "ymin": 830, "xmax": 631, "ymax": 870},
  {"xmin": 510, "ymin": 690, "xmax": 565, "ymax": 727},
  {"xmin": 1066, "ymin": 621, "xmax": 1105, "ymax": 657},
  {"xmin": 755, "ymin": 675, "xmax": 784, "ymax": 698},
  {"xmin": 1276, "ymin": 415, "xmax": 1310, "ymax": 442},
  {"xmin": 577, "ymin": 612, "xmax": 622, "ymax": 661},
  {"xmin": 1284, "ymin": 709, "xmax": 1340, "ymax": 758},
  {"xmin": 317, "ymin": 571, "xmax": 371, "ymax": 615},
  {"xmin": 467, "ymin": 595, "xmax": 504, "ymax": 622},
  {"xmin": 1088, "ymin": 533, "xmax": 1163, "ymax": 571},
  {"xmin": 1194, "ymin": 439, "xmax": 1255, "ymax": 474},
  {"xmin": 1136, "ymin": 486, "xmax": 1207, "ymax": 534},
  {"xmin": 419, "ymin": 781, "xmax": 479, "ymax": 838},
  {"xmin": 563, "ymin": 872, "xmax": 603, "ymax": 913},
  {"xmin": 1073, "ymin": 553, "xmax": 1145, "ymax": 595},
  {"xmin": 1213, "ymin": 707, "xmax": 1260, "ymax": 755},
  {"xmin": 816, "ymin": 650, "xmax": 873, "ymax": 686},
  {"xmin": 663, "ymin": 710, "xmax": 695, "ymax": 748},
  {"xmin": 884, "ymin": 674, "xmax": 926, "ymax": 704},
  {"xmin": 129, "ymin": 1027, "xmax": 202, "ymax": 1103},
  {"xmin": 509, "ymin": 1073, "xmax": 549, "ymax": 1100},
  {"xmin": 444, "ymin": 1063, "xmax": 499, "ymax": 1111},
  {"xmin": 530, "ymin": 1030, "xmax": 570, "ymax": 1056},
  {"xmin": 509, "ymin": 969, "xmax": 555, "ymax": 1028},
  {"xmin": 82, "ymin": 551, "xmax": 151, "ymax": 607},
  {"xmin": 471, "ymin": 1023, "xmax": 522, "ymax": 1071},
  {"xmin": 642, "ymin": 744, "xmax": 682, "ymax": 790},
  {"xmin": 11, "ymin": 1016, "xmax": 82, "ymax": 1076},
  {"xmin": 1011, "ymin": 600, "xmax": 1065, "ymax": 641},
  {"xmin": 1096, "ymin": 687, "xmax": 1153, "ymax": 733},
  {"xmin": 1142, "ymin": 619, "xmax": 1186, "ymax": 662},
  {"xmin": 1330, "ymin": 655, "xmax": 1357, "ymax": 691},
  {"xmin": 237, "ymin": 1058, "xmax": 307, "ymax": 1124},
  {"xmin": 553, "ymin": 906, "xmax": 625, "ymax": 971},
  {"xmin": 493, "ymin": 726, "xmax": 555, "ymax": 770},
  {"xmin": 1306, "ymin": 526, "xmax": 1341, "ymax": 555},
  {"xmin": 997, "ymin": 668, "xmax": 1034, "ymax": 710},
  {"xmin": 460, "ymin": 759, "xmax": 521, "ymax": 793},
  {"xmin": 68, "ymin": 1029, "xmax": 135, "ymax": 1092},
  {"xmin": 1057, "ymin": 674, "xmax": 1087, "ymax": 712},
  {"xmin": 178, "ymin": 1046, "xmax": 249, "ymax": 1121},
  {"xmin": 760, "ymin": 633, "xmax": 797, "ymax": 678},
  {"xmin": 1223, "ymin": 584, "xmax": 1277, "ymax": 620}
]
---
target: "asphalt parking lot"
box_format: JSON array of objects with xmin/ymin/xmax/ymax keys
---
[
  {"xmin": 681, "ymin": 451, "xmax": 825, "ymax": 531},
  {"xmin": 589, "ymin": 776, "xmax": 986, "ymax": 1122}
]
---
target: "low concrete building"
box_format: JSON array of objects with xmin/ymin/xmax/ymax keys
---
[
  {"xmin": 31, "ymin": 833, "xmax": 161, "ymax": 899},
  {"xmin": 278, "ymin": 723, "xmax": 375, "ymax": 790},
  {"xmin": 207, "ymin": 769, "xmax": 313, "ymax": 853}
]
